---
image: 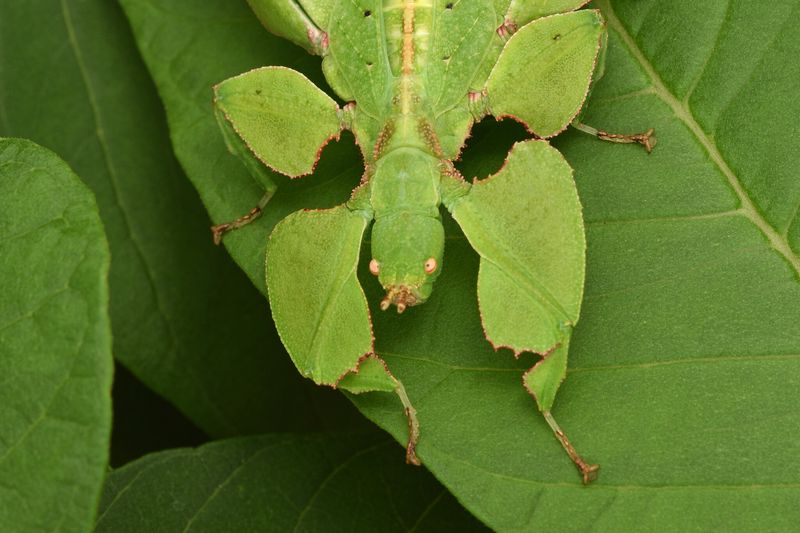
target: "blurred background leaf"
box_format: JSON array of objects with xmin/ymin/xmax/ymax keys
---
[
  {"xmin": 0, "ymin": 0, "xmax": 360, "ymax": 438},
  {"xmin": 0, "ymin": 139, "xmax": 112, "ymax": 532},
  {"xmin": 97, "ymin": 432, "xmax": 487, "ymax": 533}
]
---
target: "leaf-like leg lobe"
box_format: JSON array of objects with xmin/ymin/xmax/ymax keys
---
[
  {"xmin": 486, "ymin": 10, "xmax": 605, "ymax": 138},
  {"xmin": 214, "ymin": 67, "xmax": 343, "ymax": 178},
  {"xmin": 246, "ymin": 0, "xmax": 330, "ymax": 54},
  {"xmin": 266, "ymin": 205, "xmax": 373, "ymax": 385},
  {"xmin": 446, "ymin": 140, "xmax": 585, "ymax": 355},
  {"xmin": 505, "ymin": 0, "xmax": 592, "ymax": 29}
]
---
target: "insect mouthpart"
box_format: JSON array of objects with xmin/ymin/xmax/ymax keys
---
[{"xmin": 380, "ymin": 286, "xmax": 420, "ymax": 314}]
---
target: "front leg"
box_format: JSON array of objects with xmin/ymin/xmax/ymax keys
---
[
  {"xmin": 212, "ymin": 66, "xmax": 346, "ymax": 242},
  {"xmin": 266, "ymin": 204, "xmax": 422, "ymax": 465}
]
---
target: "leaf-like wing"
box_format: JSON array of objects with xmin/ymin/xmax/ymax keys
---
[
  {"xmin": 448, "ymin": 140, "xmax": 585, "ymax": 355},
  {"xmin": 425, "ymin": 0, "xmax": 503, "ymax": 158},
  {"xmin": 266, "ymin": 205, "xmax": 375, "ymax": 385},
  {"xmin": 486, "ymin": 10, "xmax": 604, "ymax": 137},
  {"xmin": 322, "ymin": 0, "xmax": 392, "ymax": 118},
  {"xmin": 427, "ymin": 0, "xmax": 513, "ymax": 108}
]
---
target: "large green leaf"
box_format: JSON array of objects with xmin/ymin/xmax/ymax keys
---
[
  {"xmin": 95, "ymin": 432, "xmax": 488, "ymax": 532},
  {"xmin": 0, "ymin": 139, "xmax": 112, "ymax": 532},
  {"xmin": 121, "ymin": 0, "xmax": 800, "ymax": 530},
  {"xmin": 0, "ymin": 0, "xmax": 357, "ymax": 437}
]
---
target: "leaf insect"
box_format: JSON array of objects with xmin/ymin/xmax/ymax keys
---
[{"xmin": 211, "ymin": 0, "xmax": 654, "ymax": 484}]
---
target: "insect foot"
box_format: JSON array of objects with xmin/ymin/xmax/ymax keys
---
[
  {"xmin": 544, "ymin": 411, "xmax": 599, "ymax": 485},
  {"xmin": 573, "ymin": 123, "xmax": 657, "ymax": 153},
  {"xmin": 597, "ymin": 127, "xmax": 657, "ymax": 153},
  {"xmin": 393, "ymin": 377, "xmax": 421, "ymax": 466},
  {"xmin": 210, "ymin": 206, "xmax": 262, "ymax": 245}
]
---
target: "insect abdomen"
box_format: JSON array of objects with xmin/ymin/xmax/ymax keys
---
[
  {"xmin": 383, "ymin": 0, "xmax": 433, "ymax": 78},
  {"xmin": 369, "ymin": 147, "xmax": 440, "ymax": 217}
]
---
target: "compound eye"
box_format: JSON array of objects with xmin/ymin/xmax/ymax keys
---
[
  {"xmin": 424, "ymin": 257, "xmax": 437, "ymax": 274},
  {"xmin": 369, "ymin": 259, "xmax": 380, "ymax": 276}
]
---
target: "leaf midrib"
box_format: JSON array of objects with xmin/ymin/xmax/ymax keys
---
[{"xmin": 596, "ymin": 0, "xmax": 800, "ymax": 279}]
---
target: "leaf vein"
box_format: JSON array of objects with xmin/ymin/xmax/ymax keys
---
[
  {"xmin": 291, "ymin": 443, "xmax": 386, "ymax": 532},
  {"xmin": 181, "ymin": 440, "xmax": 290, "ymax": 532}
]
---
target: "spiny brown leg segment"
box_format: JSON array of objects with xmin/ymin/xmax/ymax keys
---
[
  {"xmin": 543, "ymin": 411, "xmax": 599, "ymax": 484},
  {"xmin": 393, "ymin": 377, "xmax": 421, "ymax": 466},
  {"xmin": 211, "ymin": 189, "xmax": 275, "ymax": 245},
  {"xmin": 573, "ymin": 122, "xmax": 657, "ymax": 153}
]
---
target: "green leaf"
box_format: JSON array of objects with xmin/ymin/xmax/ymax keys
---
[
  {"xmin": 0, "ymin": 138, "xmax": 112, "ymax": 532},
  {"xmin": 121, "ymin": 0, "xmax": 800, "ymax": 529},
  {"xmin": 95, "ymin": 432, "xmax": 488, "ymax": 532},
  {"xmin": 0, "ymin": 0, "xmax": 356, "ymax": 437}
]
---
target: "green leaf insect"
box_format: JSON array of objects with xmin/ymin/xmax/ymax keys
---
[{"xmin": 212, "ymin": 0, "xmax": 654, "ymax": 483}]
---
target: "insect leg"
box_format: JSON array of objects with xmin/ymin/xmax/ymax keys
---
[
  {"xmin": 572, "ymin": 122, "xmax": 657, "ymax": 153},
  {"xmin": 393, "ymin": 376, "xmax": 421, "ymax": 465},
  {"xmin": 445, "ymin": 139, "xmax": 595, "ymax": 482},
  {"xmin": 211, "ymin": 186, "xmax": 276, "ymax": 245},
  {"xmin": 543, "ymin": 411, "xmax": 599, "ymax": 484},
  {"xmin": 484, "ymin": 10, "xmax": 605, "ymax": 138},
  {"xmin": 268, "ymin": 208, "xmax": 423, "ymax": 465},
  {"xmin": 524, "ymin": 340, "xmax": 598, "ymax": 484},
  {"xmin": 338, "ymin": 355, "xmax": 422, "ymax": 466}
]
